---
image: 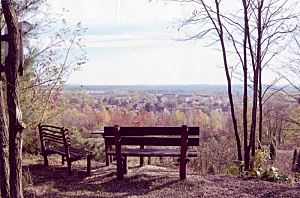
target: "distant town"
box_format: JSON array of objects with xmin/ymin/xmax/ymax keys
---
[{"xmin": 62, "ymin": 84, "xmax": 246, "ymax": 115}]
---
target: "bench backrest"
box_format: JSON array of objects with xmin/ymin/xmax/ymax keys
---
[
  {"xmin": 38, "ymin": 124, "xmax": 71, "ymax": 156},
  {"xmin": 104, "ymin": 125, "xmax": 199, "ymax": 146}
]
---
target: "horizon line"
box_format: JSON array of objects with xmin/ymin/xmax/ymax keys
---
[{"xmin": 64, "ymin": 83, "xmax": 242, "ymax": 86}]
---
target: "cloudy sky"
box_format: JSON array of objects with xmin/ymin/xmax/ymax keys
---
[{"xmin": 46, "ymin": 0, "xmax": 237, "ymax": 85}]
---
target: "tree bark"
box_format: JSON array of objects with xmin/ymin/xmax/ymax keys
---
[
  {"xmin": 1, "ymin": 0, "xmax": 25, "ymax": 197},
  {"xmin": 0, "ymin": 10, "xmax": 10, "ymax": 198},
  {"xmin": 0, "ymin": 81, "xmax": 10, "ymax": 198}
]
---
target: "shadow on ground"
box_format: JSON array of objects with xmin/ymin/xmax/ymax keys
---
[{"xmin": 22, "ymin": 159, "xmax": 187, "ymax": 198}]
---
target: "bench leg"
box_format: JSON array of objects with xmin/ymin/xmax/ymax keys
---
[
  {"xmin": 123, "ymin": 156, "xmax": 128, "ymax": 174},
  {"xmin": 180, "ymin": 125, "xmax": 188, "ymax": 180},
  {"xmin": 62, "ymin": 155, "xmax": 65, "ymax": 165},
  {"xmin": 140, "ymin": 145, "xmax": 144, "ymax": 166},
  {"xmin": 105, "ymin": 145, "xmax": 111, "ymax": 166},
  {"xmin": 114, "ymin": 125, "xmax": 124, "ymax": 180},
  {"xmin": 116, "ymin": 156, "xmax": 124, "ymax": 180},
  {"xmin": 67, "ymin": 161, "xmax": 72, "ymax": 176},
  {"xmin": 43, "ymin": 155, "xmax": 49, "ymax": 166},
  {"xmin": 180, "ymin": 158, "xmax": 187, "ymax": 180},
  {"xmin": 140, "ymin": 156, "xmax": 145, "ymax": 166},
  {"xmin": 87, "ymin": 156, "xmax": 91, "ymax": 175}
]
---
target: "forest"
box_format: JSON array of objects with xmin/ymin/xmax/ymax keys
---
[{"xmin": 1, "ymin": 0, "xmax": 300, "ymax": 197}]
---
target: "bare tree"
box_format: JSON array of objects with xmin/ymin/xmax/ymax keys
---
[{"xmin": 173, "ymin": 0, "xmax": 299, "ymax": 170}]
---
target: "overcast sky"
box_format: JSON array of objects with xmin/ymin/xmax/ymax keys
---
[{"xmin": 46, "ymin": 0, "xmax": 243, "ymax": 85}]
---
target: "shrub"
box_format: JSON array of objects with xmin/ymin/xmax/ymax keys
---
[
  {"xmin": 22, "ymin": 128, "xmax": 40, "ymax": 155},
  {"xmin": 251, "ymin": 147, "xmax": 269, "ymax": 172},
  {"xmin": 237, "ymin": 148, "xmax": 292, "ymax": 182},
  {"xmin": 68, "ymin": 126, "xmax": 105, "ymax": 161}
]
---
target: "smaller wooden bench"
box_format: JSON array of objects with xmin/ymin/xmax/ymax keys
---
[
  {"xmin": 38, "ymin": 124, "xmax": 93, "ymax": 175},
  {"xmin": 104, "ymin": 125, "xmax": 199, "ymax": 180}
]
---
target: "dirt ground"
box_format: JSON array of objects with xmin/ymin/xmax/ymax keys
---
[{"xmin": 22, "ymin": 154, "xmax": 300, "ymax": 198}]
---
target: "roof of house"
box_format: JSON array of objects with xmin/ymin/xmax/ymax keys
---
[
  {"xmin": 178, "ymin": 94, "xmax": 193, "ymax": 97},
  {"xmin": 155, "ymin": 106, "xmax": 165, "ymax": 112}
]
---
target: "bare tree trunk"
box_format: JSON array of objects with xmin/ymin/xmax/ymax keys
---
[
  {"xmin": 249, "ymin": 70, "xmax": 258, "ymax": 161},
  {"xmin": 246, "ymin": 0, "xmax": 263, "ymax": 170},
  {"xmin": 242, "ymin": 0, "xmax": 249, "ymax": 170},
  {"xmin": 0, "ymin": 82, "xmax": 10, "ymax": 198},
  {"xmin": 213, "ymin": 0, "xmax": 242, "ymax": 160},
  {"xmin": 1, "ymin": 0, "xmax": 25, "ymax": 197},
  {"xmin": 258, "ymin": 0, "xmax": 264, "ymax": 146},
  {"xmin": 258, "ymin": 65, "xmax": 263, "ymax": 148}
]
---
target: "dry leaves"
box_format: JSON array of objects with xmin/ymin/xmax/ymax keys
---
[{"xmin": 23, "ymin": 155, "xmax": 300, "ymax": 198}]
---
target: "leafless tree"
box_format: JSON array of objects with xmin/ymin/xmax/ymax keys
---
[{"xmin": 172, "ymin": 0, "xmax": 299, "ymax": 170}]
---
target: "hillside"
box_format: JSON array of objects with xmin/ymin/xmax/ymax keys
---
[{"xmin": 23, "ymin": 155, "xmax": 299, "ymax": 198}]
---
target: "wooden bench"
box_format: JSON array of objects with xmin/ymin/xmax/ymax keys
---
[
  {"xmin": 104, "ymin": 125, "xmax": 199, "ymax": 180},
  {"xmin": 38, "ymin": 124, "xmax": 93, "ymax": 176}
]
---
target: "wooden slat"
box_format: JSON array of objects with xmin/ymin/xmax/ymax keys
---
[
  {"xmin": 40, "ymin": 128, "xmax": 62, "ymax": 134},
  {"xmin": 45, "ymin": 146, "xmax": 92, "ymax": 158},
  {"xmin": 43, "ymin": 138, "xmax": 64, "ymax": 145},
  {"xmin": 107, "ymin": 148, "xmax": 198, "ymax": 157},
  {"xmin": 40, "ymin": 124, "xmax": 64, "ymax": 130},
  {"xmin": 46, "ymin": 146, "xmax": 65, "ymax": 155},
  {"xmin": 43, "ymin": 133, "xmax": 63, "ymax": 141},
  {"xmin": 105, "ymin": 136, "xmax": 199, "ymax": 146},
  {"xmin": 104, "ymin": 126, "xmax": 199, "ymax": 136},
  {"xmin": 69, "ymin": 147, "xmax": 92, "ymax": 155},
  {"xmin": 91, "ymin": 130, "xmax": 104, "ymax": 135}
]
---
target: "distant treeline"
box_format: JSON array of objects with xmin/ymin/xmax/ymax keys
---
[
  {"xmin": 64, "ymin": 84, "xmax": 240, "ymax": 94},
  {"xmin": 63, "ymin": 84, "xmax": 296, "ymax": 96}
]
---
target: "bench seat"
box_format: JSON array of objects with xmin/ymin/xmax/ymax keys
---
[
  {"xmin": 43, "ymin": 146, "xmax": 93, "ymax": 161},
  {"xmin": 107, "ymin": 148, "xmax": 198, "ymax": 157}
]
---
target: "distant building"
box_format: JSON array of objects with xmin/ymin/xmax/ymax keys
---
[
  {"xmin": 221, "ymin": 106, "xmax": 231, "ymax": 115},
  {"xmin": 115, "ymin": 95, "xmax": 127, "ymax": 101},
  {"xmin": 155, "ymin": 106, "xmax": 170, "ymax": 115},
  {"xmin": 160, "ymin": 94, "xmax": 178, "ymax": 103},
  {"xmin": 196, "ymin": 94, "xmax": 213, "ymax": 102},
  {"xmin": 88, "ymin": 91, "xmax": 111, "ymax": 99},
  {"xmin": 132, "ymin": 103, "xmax": 144, "ymax": 111},
  {"xmin": 178, "ymin": 94, "xmax": 193, "ymax": 102}
]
